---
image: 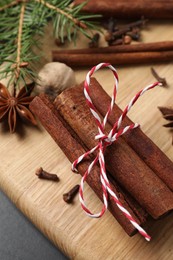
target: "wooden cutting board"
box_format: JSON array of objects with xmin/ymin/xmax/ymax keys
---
[{"xmin": 0, "ymin": 22, "xmax": 173, "ymax": 260}]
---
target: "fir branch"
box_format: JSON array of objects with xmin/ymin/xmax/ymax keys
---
[
  {"xmin": 0, "ymin": 0, "xmax": 101, "ymax": 89},
  {"xmin": 15, "ymin": 3, "xmax": 26, "ymax": 80},
  {"xmin": 0, "ymin": 0, "xmax": 18, "ymax": 12},
  {"xmin": 0, "ymin": 2, "xmax": 43, "ymax": 87},
  {"xmin": 36, "ymin": 0, "xmax": 87, "ymax": 29}
]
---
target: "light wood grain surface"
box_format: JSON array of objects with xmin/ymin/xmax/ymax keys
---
[{"xmin": 0, "ymin": 21, "xmax": 173, "ymax": 260}]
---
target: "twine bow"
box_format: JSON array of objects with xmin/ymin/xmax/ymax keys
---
[{"xmin": 72, "ymin": 63, "xmax": 161, "ymax": 241}]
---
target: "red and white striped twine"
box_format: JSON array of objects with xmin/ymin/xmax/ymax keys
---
[{"xmin": 72, "ymin": 63, "xmax": 162, "ymax": 241}]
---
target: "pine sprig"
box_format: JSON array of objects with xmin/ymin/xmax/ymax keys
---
[
  {"xmin": 0, "ymin": 0, "xmax": 18, "ymax": 11},
  {"xmin": 0, "ymin": 0, "xmax": 100, "ymax": 89}
]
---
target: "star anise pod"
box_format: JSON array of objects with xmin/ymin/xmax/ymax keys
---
[
  {"xmin": 0, "ymin": 82, "xmax": 37, "ymax": 133},
  {"xmin": 158, "ymin": 106, "xmax": 173, "ymax": 144},
  {"xmin": 158, "ymin": 107, "xmax": 173, "ymax": 127}
]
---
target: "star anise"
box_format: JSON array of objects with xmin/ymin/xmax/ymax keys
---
[
  {"xmin": 0, "ymin": 82, "xmax": 37, "ymax": 133},
  {"xmin": 158, "ymin": 106, "xmax": 173, "ymax": 144},
  {"xmin": 159, "ymin": 107, "xmax": 173, "ymax": 127}
]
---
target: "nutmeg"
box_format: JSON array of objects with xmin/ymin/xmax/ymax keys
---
[{"xmin": 35, "ymin": 62, "xmax": 76, "ymax": 100}]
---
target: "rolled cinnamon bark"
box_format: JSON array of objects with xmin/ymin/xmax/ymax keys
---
[
  {"xmin": 52, "ymin": 41, "xmax": 173, "ymax": 55},
  {"xmin": 54, "ymin": 84, "xmax": 173, "ymax": 219},
  {"xmin": 108, "ymin": 174, "xmax": 147, "ymax": 222},
  {"xmin": 74, "ymin": 0, "xmax": 173, "ymax": 19},
  {"xmin": 30, "ymin": 94, "xmax": 145, "ymax": 236},
  {"xmin": 88, "ymin": 78, "xmax": 173, "ymax": 191},
  {"xmin": 52, "ymin": 51, "xmax": 173, "ymax": 67}
]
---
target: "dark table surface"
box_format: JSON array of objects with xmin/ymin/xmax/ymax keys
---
[{"xmin": 0, "ymin": 189, "xmax": 68, "ymax": 260}]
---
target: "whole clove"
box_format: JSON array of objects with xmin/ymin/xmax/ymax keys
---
[
  {"xmin": 104, "ymin": 31, "xmax": 114, "ymax": 43},
  {"xmin": 105, "ymin": 18, "xmax": 147, "ymax": 45},
  {"xmin": 123, "ymin": 35, "xmax": 132, "ymax": 45},
  {"xmin": 124, "ymin": 17, "xmax": 147, "ymax": 30},
  {"xmin": 126, "ymin": 31, "xmax": 140, "ymax": 41},
  {"xmin": 109, "ymin": 36, "xmax": 132, "ymax": 46},
  {"xmin": 107, "ymin": 17, "xmax": 118, "ymax": 33},
  {"xmin": 63, "ymin": 184, "xmax": 80, "ymax": 203},
  {"xmin": 35, "ymin": 167, "xmax": 59, "ymax": 181},
  {"xmin": 109, "ymin": 38, "xmax": 124, "ymax": 46},
  {"xmin": 151, "ymin": 67, "xmax": 168, "ymax": 87},
  {"xmin": 104, "ymin": 17, "xmax": 118, "ymax": 42},
  {"xmin": 112, "ymin": 20, "xmax": 145, "ymax": 40}
]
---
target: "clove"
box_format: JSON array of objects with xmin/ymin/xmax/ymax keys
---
[
  {"xmin": 109, "ymin": 35, "xmax": 132, "ymax": 46},
  {"xmin": 151, "ymin": 67, "xmax": 168, "ymax": 87},
  {"xmin": 124, "ymin": 17, "xmax": 147, "ymax": 30},
  {"xmin": 106, "ymin": 18, "xmax": 147, "ymax": 44},
  {"xmin": 35, "ymin": 167, "xmax": 59, "ymax": 181},
  {"xmin": 123, "ymin": 35, "xmax": 132, "ymax": 45},
  {"xmin": 104, "ymin": 17, "xmax": 117, "ymax": 32},
  {"xmin": 107, "ymin": 17, "xmax": 118, "ymax": 33},
  {"xmin": 112, "ymin": 21, "xmax": 145, "ymax": 40},
  {"xmin": 109, "ymin": 38, "xmax": 124, "ymax": 46},
  {"xmin": 126, "ymin": 31, "xmax": 140, "ymax": 41},
  {"xmin": 63, "ymin": 184, "xmax": 80, "ymax": 203},
  {"xmin": 104, "ymin": 17, "xmax": 118, "ymax": 43}
]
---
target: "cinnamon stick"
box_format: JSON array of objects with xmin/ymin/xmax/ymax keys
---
[
  {"xmin": 89, "ymin": 78, "xmax": 173, "ymax": 191},
  {"xmin": 52, "ymin": 41, "xmax": 173, "ymax": 55},
  {"xmin": 52, "ymin": 51, "xmax": 173, "ymax": 67},
  {"xmin": 108, "ymin": 174, "xmax": 147, "ymax": 222},
  {"xmin": 74, "ymin": 0, "xmax": 173, "ymax": 19},
  {"xmin": 30, "ymin": 94, "xmax": 146, "ymax": 236},
  {"xmin": 54, "ymin": 84, "xmax": 173, "ymax": 219}
]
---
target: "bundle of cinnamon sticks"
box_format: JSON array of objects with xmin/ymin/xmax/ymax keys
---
[
  {"xmin": 30, "ymin": 78, "xmax": 173, "ymax": 237},
  {"xmin": 74, "ymin": 0, "xmax": 173, "ymax": 19},
  {"xmin": 52, "ymin": 41, "xmax": 173, "ymax": 67}
]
